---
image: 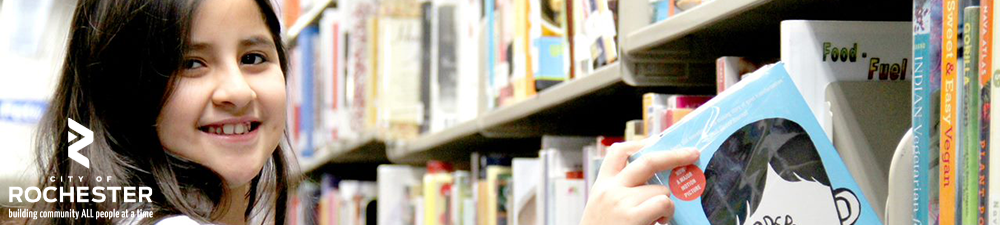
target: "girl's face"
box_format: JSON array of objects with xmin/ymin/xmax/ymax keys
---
[{"xmin": 157, "ymin": 0, "xmax": 286, "ymax": 188}]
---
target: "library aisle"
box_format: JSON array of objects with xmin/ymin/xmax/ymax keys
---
[{"xmin": 1, "ymin": 0, "xmax": 993, "ymax": 224}]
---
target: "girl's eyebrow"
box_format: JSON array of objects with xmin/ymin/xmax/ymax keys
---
[
  {"xmin": 240, "ymin": 36, "xmax": 275, "ymax": 49},
  {"xmin": 186, "ymin": 36, "xmax": 274, "ymax": 52}
]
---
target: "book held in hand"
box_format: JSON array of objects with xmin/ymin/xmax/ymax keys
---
[{"xmin": 629, "ymin": 63, "xmax": 882, "ymax": 225}]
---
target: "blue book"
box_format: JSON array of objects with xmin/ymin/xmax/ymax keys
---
[
  {"xmin": 299, "ymin": 25, "xmax": 320, "ymax": 157},
  {"xmin": 914, "ymin": 0, "xmax": 943, "ymax": 224},
  {"xmin": 629, "ymin": 63, "xmax": 882, "ymax": 225}
]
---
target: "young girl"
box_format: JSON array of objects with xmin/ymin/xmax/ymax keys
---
[
  {"xmin": 31, "ymin": 0, "xmax": 695, "ymax": 224},
  {"xmin": 33, "ymin": 0, "xmax": 293, "ymax": 224}
]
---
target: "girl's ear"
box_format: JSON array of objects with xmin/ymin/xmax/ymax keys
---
[{"xmin": 833, "ymin": 188, "xmax": 861, "ymax": 225}]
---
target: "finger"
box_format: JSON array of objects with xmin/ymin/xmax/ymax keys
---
[
  {"xmin": 597, "ymin": 141, "xmax": 646, "ymax": 180},
  {"xmin": 618, "ymin": 148, "xmax": 699, "ymax": 187},
  {"xmin": 631, "ymin": 194, "xmax": 674, "ymax": 225},
  {"xmin": 623, "ymin": 185, "xmax": 671, "ymax": 206}
]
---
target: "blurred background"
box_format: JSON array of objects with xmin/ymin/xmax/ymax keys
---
[{"xmin": 0, "ymin": 0, "xmax": 77, "ymax": 206}]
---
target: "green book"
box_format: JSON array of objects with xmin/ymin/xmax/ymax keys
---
[{"xmin": 962, "ymin": 6, "xmax": 981, "ymax": 225}]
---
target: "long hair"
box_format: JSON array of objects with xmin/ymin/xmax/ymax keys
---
[{"xmin": 30, "ymin": 0, "xmax": 296, "ymax": 224}]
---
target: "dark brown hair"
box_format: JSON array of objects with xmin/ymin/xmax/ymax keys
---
[{"xmin": 30, "ymin": 0, "xmax": 295, "ymax": 224}]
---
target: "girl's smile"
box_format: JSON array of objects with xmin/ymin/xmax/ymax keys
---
[{"xmin": 197, "ymin": 116, "xmax": 263, "ymax": 144}]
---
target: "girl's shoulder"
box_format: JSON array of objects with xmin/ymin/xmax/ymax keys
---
[
  {"xmin": 155, "ymin": 215, "xmax": 205, "ymax": 225},
  {"xmin": 119, "ymin": 215, "xmax": 206, "ymax": 225}
]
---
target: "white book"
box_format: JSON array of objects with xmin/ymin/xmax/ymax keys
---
[
  {"xmin": 378, "ymin": 16, "xmax": 425, "ymax": 137},
  {"xmin": 992, "ymin": 6, "xmax": 1000, "ymax": 221},
  {"xmin": 536, "ymin": 150, "xmax": 550, "ymax": 225},
  {"xmin": 552, "ymin": 179, "xmax": 585, "ymax": 225},
  {"xmin": 539, "ymin": 136, "xmax": 592, "ymax": 225},
  {"xmin": 512, "ymin": 158, "xmax": 540, "ymax": 225},
  {"xmin": 779, "ymin": 20, "xmax": 911, "ymax": 141},
  {"xmin": 378, "ymin": 165, "xmax": 426, "ymax": 225},
  {"xmin": 455, "ymin": 0, "xmax": 482, "ymax": 125},
  {"xmin": 319, "ymin": 8, "xmax": 354, "ymax": 141}
]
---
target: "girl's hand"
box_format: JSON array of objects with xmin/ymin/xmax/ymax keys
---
[{"xmin": 581, "ymin": 141, "xmax": 699, "ymax": 225}]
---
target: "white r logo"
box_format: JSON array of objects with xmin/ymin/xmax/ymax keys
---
[{"xmin": 67, "ymin": 118, "xmax": 92, "ymax": 168}]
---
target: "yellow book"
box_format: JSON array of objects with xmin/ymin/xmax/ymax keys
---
[
  {"xmin": 486, "ymin": 166, "xmax": 512, "ymax": 225},
  {"xmin": 939, "ymin": 0, "xmax": 959, "ymax": 223}
]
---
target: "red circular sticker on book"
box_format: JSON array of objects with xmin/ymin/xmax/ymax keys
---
[{"xmin": 669, "ymin": 164, "xmax": 706, "ymax": 201}]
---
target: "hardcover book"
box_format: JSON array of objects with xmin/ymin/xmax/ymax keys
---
[{"xmin": 629, "ymin": 63, "xmax": 882, "ymax": 225}]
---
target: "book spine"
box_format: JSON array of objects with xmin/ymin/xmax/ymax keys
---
[
  {"xmin": 300, "ymin": 25, "xmax": 319, "ymax": 157},
  {"xmin": 421, "ymin": 2, "xmax": 434, "ymax": 134},
  {"xmin": 965, "ymin": 6, "xmax": 983, "ymax": 225},
  {"xmin": 942, "ymin": 0, "xmax": 960, "ymax": 223},
  {"xmin": 913, "ymin": 0, "xmax": 941, "ymax": 224},
  {"xmin": 485, "ymin": 0, "xmax": 497, "ymax": 109},
  {"xmin": 438, "ymin": 4, "xmax": 458, "ymax": 130},
  {"xmin": 716, "ymin": 57, "xmax": 727, "ymax": 94},
  {"xmin": 979, "ymin": 2, "xmax": 992, "ymax": 223},
  {"xmin": 989, "ymin": 0, "xmax": 1000, "ymax": 222},
  {"xmin": 642, "ymin": 93, "xmax": 654, "ymax": 137}
]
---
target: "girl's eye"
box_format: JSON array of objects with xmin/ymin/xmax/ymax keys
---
[
  {"xmin": 241, "ymin": 53, "xmax": 267, "ymax": 65},
  {"xmin": 184, "ymin": 59, "xmax": 206, "ymax": 69}
]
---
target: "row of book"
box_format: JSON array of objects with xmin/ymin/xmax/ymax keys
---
[
  {"xmin": 280, "ymin": 0, "xmax": 624, "ymax": 158},
  {"xmin": 287, "ymin": 18, "xmax": 921, "ymax": 224},
  {"xmin": 650, "ymin": 0, "xmax": 708, "ymax": 22},
  {"xmin": 913, "ymin": 0, "xmax": 1000, "ymax": 224},
  {"xmin": 289, "ymin": 176, "xmax": 378, "ymax": 225},
  {"xmin": 374, "ymin": 136, "xmax": 615, "ymax": 225}
]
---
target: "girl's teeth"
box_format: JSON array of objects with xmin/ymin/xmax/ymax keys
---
[{"xmin": 207, "ymin": 122, "xmax": 253, "ymax": 135}]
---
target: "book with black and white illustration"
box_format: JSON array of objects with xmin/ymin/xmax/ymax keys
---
[{"xmin": 629, "ymin": 63, "xmax": 882, "ymax": 225}]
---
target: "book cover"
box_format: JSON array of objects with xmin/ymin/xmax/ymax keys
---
[
  {"xmin": 629, "ymin": 63, "xmax": 882, "ymax": 225},
  {"xmin": 963, "ymin": 6, "xmax": 982, "ymax": 225},
  {"xmin": 529, "ymin": 0, "xmax": 570, "ymax": 92},
  {"xmin": 978, "ymin": 1, "xmax": 992, "ymax": 223},
  {"xmin": 914, "ymin": 0, "xmax": 944, "ymax": 223}
]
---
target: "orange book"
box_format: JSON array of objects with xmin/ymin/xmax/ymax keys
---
[
  {"xmin": 940, "ymin": 0, "xmax": 959, "ymax": 223},
  {"xmin": 284, "ymin": 0, "xmax": 301, "ymax": 29},
  {"xmin": 662, "ymin": 108, "xmax": 693, "ymax": 131},
  {"xmin": 979, "ymin": 2, "xmax": 993, "ymax": 223}
]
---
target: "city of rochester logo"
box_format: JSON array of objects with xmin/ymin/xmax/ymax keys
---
[
  {"xmin": 6, "ymin": 118, "xmax": 155, "ymax": 220},
  {"xmin": 67, "ymin": 118, "xmax": 92, "ymax": 168}
]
